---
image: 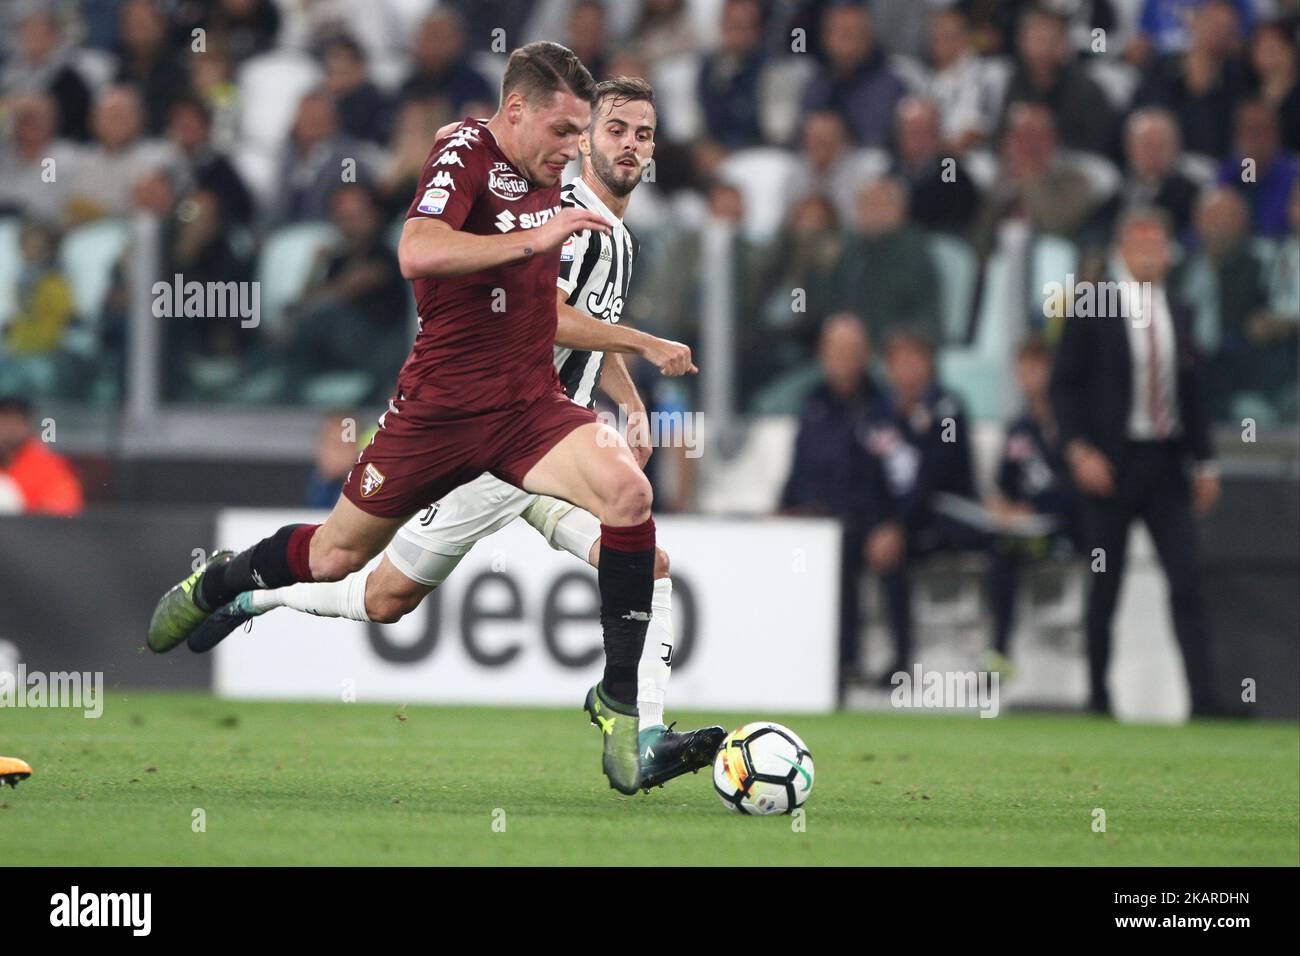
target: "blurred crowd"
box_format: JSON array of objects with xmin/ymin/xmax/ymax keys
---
[{"xmin": 0, "ymin": 0, "xmax": 1294, "ymax": 413}]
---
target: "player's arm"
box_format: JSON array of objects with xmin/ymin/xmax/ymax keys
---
[
  {"xmin": 399, "ymin": 210, "xmax": 607, "ymax": 280},
  {"xmin": 598, "ymin": 351, "xmax": 644, "ymax": 413},
  {"xmin": 554, "ymin": 290, "xmax": 697, "ymax": 375},
  {"xmin": 598, "ymin": 352, "xmax": 653, "ymax": 469}
]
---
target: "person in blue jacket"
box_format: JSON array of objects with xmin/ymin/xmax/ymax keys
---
[
  {"xmin": 862, "ymin": 326, "xmax": 979, "ymax": 681},
  {"xmin": 779, "ymin": 314, "xmax": 902, "ymax": 685}
]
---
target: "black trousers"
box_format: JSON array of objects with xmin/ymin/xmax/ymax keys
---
[
  {"xmin": 878, "ymin": 514, "xmax": 987, "ymax": 672},
  {"xmin": 839, "ymin": 522, "xmax": 867, "ymax": 669},
  {"xmin": 1080, "ymin": 441, "xmax": 1215, "ymax": 715}
]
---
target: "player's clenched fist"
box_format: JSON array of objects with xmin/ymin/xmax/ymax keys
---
[
  {"xmin": 535, "ymin": 208, "xmax": 610, "ymax": 253},
  {"xmin": 641, "ymin": 336, "xmax": 697, "ymax": 376}
]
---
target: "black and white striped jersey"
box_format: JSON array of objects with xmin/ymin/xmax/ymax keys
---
[{"xmin": 554, "ymin": 176, "xmax": 636, "ymax": 409}]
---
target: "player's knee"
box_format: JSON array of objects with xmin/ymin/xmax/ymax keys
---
[
  {"xmin": 312, "ymin": 546, "xmax": 369, "ymax": 582},
  {"xmin": 604, "ymin": 469, "xmax": 653, "ymax": 525},
  {"xmin": 654, "ymin": 547, "xmax": 670, "ymax": 579},
  {"xmin": 368, "ymin": 588, "xmax": 423, "ymax": 624}
]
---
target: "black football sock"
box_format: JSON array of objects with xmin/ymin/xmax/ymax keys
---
[
  {"xmin": 197, "ymin": 523, "xmax": 318, "ymax": 611},
  {"xmin": 598, "ymin": 518, "xmax": 656, "ymax": 707}
]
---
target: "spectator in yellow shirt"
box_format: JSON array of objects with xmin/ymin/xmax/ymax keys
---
[{"xmin": 5, "ymin": 220, "xmax": 74, "ymax": 355}]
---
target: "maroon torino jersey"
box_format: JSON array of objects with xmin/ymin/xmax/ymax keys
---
[{"xmin": 400, "ymin": 118, "xmax": 565, "ymax": 411}]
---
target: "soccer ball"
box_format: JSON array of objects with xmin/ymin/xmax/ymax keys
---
[{"xmin": 713, "ymin": 722, "xmax": 814, "ymax": 815}]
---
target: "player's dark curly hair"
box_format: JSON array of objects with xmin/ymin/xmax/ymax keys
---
[
  {"xmin": 501, "ymin": 41, "xmax": 598, "ymax": 108},
  {"xmin": 591, "ymin": 76, "xmax": 656, "ymax": 128}
]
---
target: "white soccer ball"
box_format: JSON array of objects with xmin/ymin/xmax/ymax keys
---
[{"xmin": 712, "ymin": 721, "xmax": 814, "ymax": 815}]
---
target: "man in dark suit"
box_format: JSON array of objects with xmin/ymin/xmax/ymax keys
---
[{"xmin": 1050, "ymin": 207, "xmax": 1222, "ymax": 717}]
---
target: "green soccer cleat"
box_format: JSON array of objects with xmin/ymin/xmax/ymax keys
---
[
  {"xmin": 638, "ymin": 722, "xmax": 727, "ymax": 792},
  {"xmin": 187, "ymin": 592, "xmax": 263, "ymax": 653},
  {"xmin": 583, "ymin": 683, "xmax": 642, "ymax": 795},
  {"xmin": 146, "ymin": 550, "xmax": 234, "ymax": 654}
]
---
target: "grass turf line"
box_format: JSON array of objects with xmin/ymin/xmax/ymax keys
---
[{"xmin": 3, "ymin": 692, "xmax": 1296, "ymax": 866}]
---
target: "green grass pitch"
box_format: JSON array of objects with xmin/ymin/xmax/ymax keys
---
[{"xmin": 3, "ymin": 692, "xmax": 1297, "ymax": 866}]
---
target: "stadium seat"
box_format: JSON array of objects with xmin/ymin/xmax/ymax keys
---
[
  {"xmin": 696, "ymin": 414, "xmax": 799, "ymax": 513},
  {"xmin": 230, "ymin": 145, "xmax": 281, "ymax": 213},
  {"xmin": 237, "ymin": 51, "xmax": 323, "ymax": 153},
  {"xmin": 469, "ymin": 51, "xmax": 507, "ymax": 92},
  {"xmin": 685, "ymin": 0, "xmax": 726, "ymax": 46},
  {"xmin": 716, "ymin": 148, "xmax": 804, "ymax": 239},
  {"xmin": 255, "ymin": 222, "xmax": 340, "ymax": 334},
  {"xmin": 981, "ymin": 57, "xmax": 1015, "ymax": 120},
  {"xmin": 910, "ymin": 552, "xmax": 988, "ymax": 660},
  {"xmin": 651, "ymin": 52, "xmax": 705, "ymax": 143},
  {"xmin": 961, "ymin": 149, "xmax": 999, "ymax": 191},
  {"xmin": 1030, "ymin": 234, "xmax": 1079, "ymax": 317},
  {"xmin": 937, "ymin": 246, "xmax": 1023, "ymax": 420},
  {"xmin": 750, "ymin": 360, "xmax": 823, "ymax": 415},
  {"xmin": 1085, "ymin": 58, "xmax": 1140, "ymax": 112},
  {"xmin": 1231, "ymin": 392, "xmax": 1280, "ymax": 428},
  {"xmin": 939, "ymin": 350, "xmax": 1006, "ymax": 420},
  {"xmin": 758, "ymin": 56, "xmax": 816, "ymax": 145},
  {"xmin": 58, "ymin": 218, "xmax": 131, "ymax": 324},
  {"xmin": 890, "ymin": 53, "xmax": 930, "ymax": 93},
  {"xmin": 1018, "ymin": 559, "xmax": 1087, "ymax": 640},
  {"xmin": 71, "ymin": 47, "xmax": 116, "ymax": 93},
  {"xmin": 302, "ymin": 370, "xmax": 374, "ymax": 408},
  {"xmin": 1178, "ymin": 153, "xmax": 1219, "ymax": 187},
  {"xmin": 928, "ymin": 233, "xmax": 978, "ymax": 344},
  {"xmin": 1063, "ymin": 150, "xmax": 1122, "ymax": 203},
  {"xmin": 0, "ymin": 217, "xmax": 21, "ymax": 328}
]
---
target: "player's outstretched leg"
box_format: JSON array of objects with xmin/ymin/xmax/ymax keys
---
[
  {"xmin": 147, "ymin": 496, "xmax": 405, "ymax": 653},
  {"xmin": 186, "ymin": 555, "xmax": 440, "ymax": 652},
  {"xmin": 146, "ymin": 549, "xmax": 235, "ymax": 652}
]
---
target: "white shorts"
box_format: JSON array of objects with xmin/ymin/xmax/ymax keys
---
[{"xmin": 384, "ymin": 472, "xmax": 603, "ymax": 587}]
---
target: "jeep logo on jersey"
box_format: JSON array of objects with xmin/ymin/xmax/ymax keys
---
[
  {"xmin": 586, "ymin": 284, "xmax": 624, "ymax": 324},
  {"xmin": 488, "ymin": 162, "xmax": 529, "ymax": 201},
  {"xmin": 494, "ymin": 205, "xmax": 561, "ymax": 233}
]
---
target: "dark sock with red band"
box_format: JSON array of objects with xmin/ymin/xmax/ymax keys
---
[
  {"xmin": 197, "ymin": 523, "xmax": 319, "ymax": 611},
  {"xmin": 597, "ymin": 517, "xmax": 655, "ymax": 706}
]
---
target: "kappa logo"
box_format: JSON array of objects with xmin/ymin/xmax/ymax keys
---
[
  {"xmin": 488, "ymin": 161, "xmax": 529, "ymax": 201},
  {"xmin": 442, "ymin": 128, "xmax": 479, "ymax": 150},
  {"xmin": 434, "ymin": 150, "xmax": 464, "ymax": 167},
  {"xmin": 360, "ymin": 463, "xmax": 386, "ymax": 498},
  {"xmin": 425, "ymin": 170, "xmax": 456, "ymax": 190}
]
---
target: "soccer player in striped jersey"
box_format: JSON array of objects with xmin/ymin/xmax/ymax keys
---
[{"xmin": 185, "ymin": 77, "xmax": 725, "ymax": 793}]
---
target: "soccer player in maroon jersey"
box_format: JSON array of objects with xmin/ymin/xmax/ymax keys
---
[{"xmin": 147, "ymin": 43, "xmax": 657, "ymax": 794}]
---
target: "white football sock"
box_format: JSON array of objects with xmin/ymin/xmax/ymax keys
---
[
  {"xmin": 638, "ymin": 577, "xmax": 674, "ymax": 731},
  {"xmin": 250, "ymin": 568, "xmax": 372, "ymax": 623}
]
